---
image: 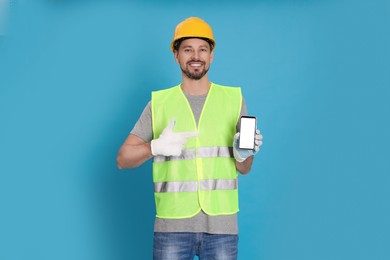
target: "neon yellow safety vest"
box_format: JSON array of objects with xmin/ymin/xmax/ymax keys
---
[{"xmin": 151, "ymin": 83, "xmax": 242, "ymax": 219}]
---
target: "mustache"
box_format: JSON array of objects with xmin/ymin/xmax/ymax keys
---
[{"xmin": 187, "ymin": 59, "xmax": 205, "ymax": 65}]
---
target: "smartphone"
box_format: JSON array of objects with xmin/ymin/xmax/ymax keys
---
[{"xmin": 239, "ymin": 116, "xmax": 257, "ymax": 150}]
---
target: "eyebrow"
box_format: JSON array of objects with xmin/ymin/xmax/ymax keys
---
[{"xmin": 181, "ymin": 44, "xmax": 210, "ymax": 49}]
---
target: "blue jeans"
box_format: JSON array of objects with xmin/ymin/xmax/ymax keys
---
[{"xmin": 153, "ymin": 232, "xmax": 238, "ymax": 260}]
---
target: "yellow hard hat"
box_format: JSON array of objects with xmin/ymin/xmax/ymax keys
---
[{"xmin": 171, "ymin": 17, "xmax": 216, "ymax": 52}]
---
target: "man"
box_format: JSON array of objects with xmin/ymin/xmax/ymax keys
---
[{"xmin": 117, "ymin": 17, "xmax": 263, "ymax": 260}]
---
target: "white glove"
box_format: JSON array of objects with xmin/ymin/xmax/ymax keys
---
[
  {"xmin": 151, "ymin": 119, "xmax": 198, "ymax": 157},
  {"xmin": 232, "ymin": 129, "xmax": 263, "ymax": 162}
]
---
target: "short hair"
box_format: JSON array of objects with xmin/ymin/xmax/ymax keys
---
[{"xmin": 173, "ymin": 37, "xmax": 214, "ymax": 51}]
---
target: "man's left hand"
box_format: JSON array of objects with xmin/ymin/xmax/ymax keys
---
[{"xmin": 232, "ymin": 129, "xmax": 263, "ymax": 162}]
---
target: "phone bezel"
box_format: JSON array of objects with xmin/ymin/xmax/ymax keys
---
[{"xmin": 239, "ymin": 116, "xmax": 257, "ymax": 150}]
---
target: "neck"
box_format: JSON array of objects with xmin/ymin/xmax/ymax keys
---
[{"xmin": 180, "ymin": 75, "xmax": 211, "ymax": 95}]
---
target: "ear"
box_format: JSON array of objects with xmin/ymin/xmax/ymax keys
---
[
  {"xmin": 174, "ymin": 50, "xmax": 179, "ymax": 64},
  {"xmin": 210, "ymin": 50, "xmax": 214, "ymax": 64}
]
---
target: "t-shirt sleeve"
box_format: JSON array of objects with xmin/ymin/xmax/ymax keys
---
[
  {"xmin": 240, "ymin": 97, "xmax": 247, "ymax": 117},
  {"xmin": 130, "ymin": 101, "xmax": 153, "ymax": 142},
  {"xmin": 237, "ymin": 97, "xmax": 248, "ymax": 132}
]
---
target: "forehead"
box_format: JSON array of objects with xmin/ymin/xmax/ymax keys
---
[{"xmin": 180, "ymin": 38, "xmax": 210, "ymax": 49}]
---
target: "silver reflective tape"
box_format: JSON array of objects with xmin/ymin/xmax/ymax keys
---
[
  {"xmin": 154, "ymin": 181, "xmax": 198, "ymax": 193},
  {"xmin": 197, "ymin": 146, "xmax": 234, "ymax": 158},
  {"xmin": 154, "ymin": 146, "xmax": 233, "ymax": 163},
  {"xmin": 153, "ymin": 149, "xmax": 196, "ymax": 163},
  {"xmin": 200, "ymin": 178, "xmax": 238, "ymax": 191}
]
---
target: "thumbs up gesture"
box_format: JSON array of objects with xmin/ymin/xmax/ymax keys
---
[{"xmin": 151, "ymin": 119, "xmax": 198, "ymax": 157}]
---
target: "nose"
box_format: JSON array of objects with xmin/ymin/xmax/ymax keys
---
[{"xmin": 192, "ymin": 50, "xmax": 200, "ymax": 60}]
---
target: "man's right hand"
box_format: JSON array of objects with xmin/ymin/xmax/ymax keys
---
[{"xmin": 151, "ymin": 119, "xmax": 198, "ymax": 156}]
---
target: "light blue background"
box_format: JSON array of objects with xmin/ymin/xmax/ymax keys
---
[{"xmin": 0, "ymin": 0, "xmax": 389, "ymax": 259}]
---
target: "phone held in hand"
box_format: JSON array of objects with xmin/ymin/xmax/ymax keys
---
[{"xmin": 239, "ymin": 116, "xmax": 256, "ymax": 150}]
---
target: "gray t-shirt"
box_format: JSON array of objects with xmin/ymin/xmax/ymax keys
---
[{"xmin": 131, "ymin": 92, "xmax": 247, "ymax": 234}]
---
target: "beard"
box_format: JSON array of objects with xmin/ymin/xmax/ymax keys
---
[{"xmin": 181, "ymin": 60, "xmax": 209, "ymax": 80}]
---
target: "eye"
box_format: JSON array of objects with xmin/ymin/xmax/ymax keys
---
[{"xmin": 184, "ymin": 48, "xmax": 192, "ymax": 53}]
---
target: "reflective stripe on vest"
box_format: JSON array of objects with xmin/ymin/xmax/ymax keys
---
[
  {"xmin": 153, "ymin": 146, "xmax": 233, "ymax": 163},
  {"xmin": 154, "ymin": 178, "xmax": 238, "ymax": 193},
  {"xmin": 154, "ymin": 181, "xmax": 198, "ymax": 193},
  {"xmin": 200, "ymin": 178, "xmax": 238, "ymax": 191}
]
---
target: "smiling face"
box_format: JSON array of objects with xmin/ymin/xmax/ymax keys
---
[{"xmin": 174, "ymin": 38, "xmax": 214, "ymax": 80}]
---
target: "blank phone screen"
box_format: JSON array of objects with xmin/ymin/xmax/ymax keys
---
[{"xmin": 239, "ymin": 116, "xmax": 256, "ymax": 149}]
